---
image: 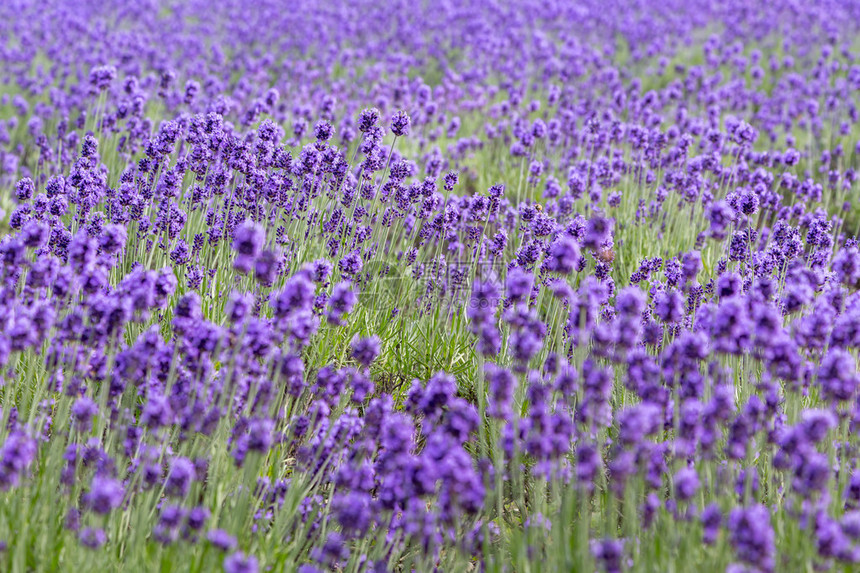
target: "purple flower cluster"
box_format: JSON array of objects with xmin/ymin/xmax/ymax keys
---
[{"xmin": 0, "ymin": 0, "xmax": 860, "ymax": 571}]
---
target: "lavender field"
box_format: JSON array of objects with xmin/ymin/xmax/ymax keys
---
[{"xmin": 3, "ymin": 0, "xmax": 860, "ymax": 571}]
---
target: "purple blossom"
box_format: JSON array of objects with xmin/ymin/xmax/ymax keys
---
[
  {"xmin": 728, "ymin": 505, "xmax": 775, "ymax": 572},
  {"xmin": 85, "ymin": 476, "xmax": 125, "ymax": 514},
  {"xmin": 350, "ymin": 335, "xmax": 381, "ymax": 367},
  {"xmin": 208, "ymin": 529, "xmax": 237, "ymax": 551},
  {"xmin": 390, "ymin": 111, "xmax": 411, "ymax": 137},
  {"xmin": 223, "ymin": 552, "xmax": 258, "ymax": 573}
]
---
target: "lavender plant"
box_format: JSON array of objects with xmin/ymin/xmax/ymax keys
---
[{"xmin": 2, "ymin": 1, "xmax": 860, "ymax": 572}]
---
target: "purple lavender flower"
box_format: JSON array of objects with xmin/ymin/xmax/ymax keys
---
[
  {"xmin": 187, "ymin": 506, "xmax": 210, "ymax": 531},
  {"xmin": 271, "ymin": 274, "xmax": 315, "ymax": 318},
  {"xmin": 338, "ymin": 251, "xmax": 363, "ymax": 278},
  {"xmin": 333, "ymin": 491, "xmax": 372, "ymax": 537},
  {"xmin": 358, "ymin": 108, "xmax": 380, "ymax": 132},
  {"xmin": 591, "ymin": 538, "xmax": 624, "ymax": 573},
  {"xmin": 485, "ymin": 363, "xmax": 516, "ymax": 418},
  {"xmin": 165, "ymin": 457, "xmax": 195, "ymax": 497},
  {"xmin": 818, "ymin": 348, "xmax": 859, "ymax": 402},
  {"xmin": 254, "ymin": 249, "xmax": 281, "ymax": 286},
  {"xmin": 79, "ymin": 527, "xmax": 107, "ymax": 549},
  {"xmin": 708, "ymin": 200, "xmax": 734, "ymax": 239},
  {"xmin": 208, "ymin": 529, "xmax": 237, "ymax": 551},
  {"xmin": 583, "ymin": 216, "xmax": 612, "ymax": 250},
  {"xmin": 673, "ymin": 467, "xmax": 700, "ymax": 501},
  {"xmin": 544, "ymin": 236, "xmax": 581, "ymax": 274},
  {"xmin": 681, "ymin": 251, "xmax": 702, "ymax": 281},
  {"xmin": 85, "ymin": 476, "xmax": 125, "ymax": 514},
  {"xmin": 833, "ymin": 247, "xmax": 860, "ymax": 286},
  {"xmin": 506, "ymin": 268, "xmax": 534, "ymax": 302},
  {"xmin": 89, "ymin": 65, "xmax": 116, "ymax": 91},
  {"xmin": 99, "ymin": 224, "xmax": 127, "ymax": 255},
  {"xmin": 702, "ymin": 504, "xmax": 722, "ymax": 544},
  {"xmin": 327, "ymin": 282, "xmax": 357, "ymax": 325},
  {"xmin": 0, "ymin": 432, "xmax": 37, "ymax": 490},
  {"xmin": 311, "ymin": 531, "xmax": 349, "ymax": 568},
  {"xmin": 233, "ymin": 221, "xmax": 265, "ymax": 273},
  {"xmin": 223, "ymin": 551, "xmax": 258, "ymax": 573},
  {"xmin": 728, "ymin": 505, "xmax": 774, "ymax": 572},
  {"xmin": 350, "ymin": 335, "xmax": 381, "ymax": 367},
  {"xmin": 390, "ymin": 110, "xmax": 411, "ymax": 137},
  {"xmin": 654, "ymin": 289, "xmax": 684, "ymax": 323},
  {"xmin": 314, "ymin": 120, "xmax": 334, "ymax": 142},
  {"xmin": 15, "ymin": 177, "xmax": 34, "ymax": 202}
]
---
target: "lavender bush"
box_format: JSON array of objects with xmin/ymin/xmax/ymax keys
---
[{"xmin": 2, "ymin": 0, "xmax": 860, "ymax": 571}]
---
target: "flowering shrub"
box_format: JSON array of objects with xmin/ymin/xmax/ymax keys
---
[{"xmin": 1, "ymin": 1, "xmax": 860, "ymax": 571}]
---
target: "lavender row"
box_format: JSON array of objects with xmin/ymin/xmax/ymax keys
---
[{"xmin": 2, "ymin": 1, "xmax": 860, "ymax": 572}]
